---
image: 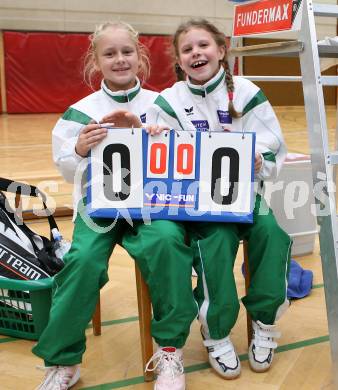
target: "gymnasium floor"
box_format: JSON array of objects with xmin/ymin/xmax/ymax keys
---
[{"xmin": 0, "ymin": 107, "xmax": 337, "ymax": 389}]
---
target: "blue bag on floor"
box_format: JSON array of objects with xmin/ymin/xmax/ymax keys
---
[
  {"xmin": 286, "ymin": 259, "xmax": 313, "ymax": 299},
  {"xmin": 241, "ymin": 259, "xmax": 313, "ymax": 299}
]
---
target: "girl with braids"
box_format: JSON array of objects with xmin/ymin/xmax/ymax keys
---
[
  {"xmin": 32, "ymin": 20, "xmax": 176, "ymax": 390},
  {"xmin": 146, "ymin": 18, "xmax": 291, "ymax": 382}
]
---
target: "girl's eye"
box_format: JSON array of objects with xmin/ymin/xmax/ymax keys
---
[
  {"xmin": 182, "ymin": 47, "xmax": 191, "ymax": 53},
  {"xmin": 200, "ymin": 43, "xmax": 208, "ymax": 48}
]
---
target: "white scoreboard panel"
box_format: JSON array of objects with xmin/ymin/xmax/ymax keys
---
[{"xmin": 88, "ymin": 128, "xmax": 255, "ymax": 223}]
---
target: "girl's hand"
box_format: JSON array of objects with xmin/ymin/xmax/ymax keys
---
[
  {"xmin": 75, "ymin": 122, "xmax": 107, "ymax": 157},
  {"xmin": 146, "ymin": 124, "xmax": 170, "ymax": 136},
  {"xmin": 100, "ymin": 110, "xmax": 142, "ymax": 128},
  {"xmin": 254, "ymin": 152, "xmax": 263, "ymax": 174}
]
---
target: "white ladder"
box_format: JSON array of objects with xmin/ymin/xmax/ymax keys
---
[
  {"xmin": 299, "ymin": 2, "xmax": 338, "ymax": 377},
  {"xmin": 230, "ymin": 0, "xmax": 338, "ymax": 380}
]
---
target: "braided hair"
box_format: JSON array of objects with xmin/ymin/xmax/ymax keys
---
[{"xmin": 173, "ymin": 18, "xmax": 242, "ymax": 118}]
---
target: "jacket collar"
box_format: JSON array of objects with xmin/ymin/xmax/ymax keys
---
[
  {"xmin": 186, "ymin": 67, "xmax": 225, "ymax": 97},
  {"xmin": 101, "ymin": 78, "xmax": 141, "ymax": 103}
]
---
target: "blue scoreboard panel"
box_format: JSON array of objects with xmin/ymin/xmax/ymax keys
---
[{"xmin": 88, "ymin": 128, "xmax": 255, "ymax": 223}]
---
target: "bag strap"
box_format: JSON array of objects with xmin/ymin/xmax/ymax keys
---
[{"xmin": 0, "ymin": 177, "xmax": 59, "ymax": 236}]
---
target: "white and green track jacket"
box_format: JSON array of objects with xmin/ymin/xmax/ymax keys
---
[
  {"xmin": 52, "ymin": 78, "xmax": 158, "ymax": 215},
  {"xmin": 147, "ymin": 67, "xmax": 286, "ymax": 182}
]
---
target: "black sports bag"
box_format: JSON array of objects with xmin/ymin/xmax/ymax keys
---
[{"xmin": 0, "ymin": 177, "xmax": 64, "ymax": 280}]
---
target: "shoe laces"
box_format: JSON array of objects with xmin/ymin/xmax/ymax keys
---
[
  {"xmin": 203, "ymin": 336, "xmax": 236, "ymax": 360},
  {"xmin": 36, "ymin": 365, "xmax": 76, "ymax": 390},
  {"xmin": 253, "ymin": 321, "xmax": 281, "ymax": 351},
  {"xmin": 145, "ymin": 348, "xmax": 184, "ymax": 381}
]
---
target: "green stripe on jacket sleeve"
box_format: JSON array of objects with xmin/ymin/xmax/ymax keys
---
[
  {"xmin": 262, "ymin": 151, "xmax": 276, "ymax": 162},
  {"xmin": 243, "ymin": 90, "xmax": 268, "ymax": 116},
  {"xmin": 154, "ymin": 95, "xmax": 184, "ymax": 130},
  {"xmin": 62, "ymin": 107, "xmax": 92, "ymax": 125}
]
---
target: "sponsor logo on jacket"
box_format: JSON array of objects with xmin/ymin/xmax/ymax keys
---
[
  {"xmin": 217, "ymin": 110, "xmax": 232, "ymax": 124},
  {"xmin": 191, "ymin": 120, "xmax": 209, "ymax": 131},
  {"xmin": 184, "ymin": 106, "xmax": 194, "ymax": 116},
  {"xmin": 140, "ymin": 113, "xmax": 146, "ymax": 123}
]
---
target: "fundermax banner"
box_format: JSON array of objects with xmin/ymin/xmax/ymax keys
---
[
  {"xmin": 233, "ymin": 0, "xmax": 303, "ymax": 36},
  {"xmin": 87, "ymin": 128, "xmax": 255, "ymax": 223}
]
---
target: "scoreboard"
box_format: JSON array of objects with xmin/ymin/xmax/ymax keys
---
[{"xmin": 88, "ymin": 128, "xmax": 255, "ymax": 223}]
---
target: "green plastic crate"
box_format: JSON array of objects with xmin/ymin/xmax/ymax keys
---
[{"xmin": 0, "ymin": 277, "xmax": 53, "ymax": 340}]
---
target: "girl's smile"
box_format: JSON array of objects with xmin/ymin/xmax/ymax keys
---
[
  {"xmin": 95, "ymin": 27, "xmax": 139, "ymax": 91},
  {"xmin": 177, "ymin": 27, "xmax": 225, "ymax": 85}
]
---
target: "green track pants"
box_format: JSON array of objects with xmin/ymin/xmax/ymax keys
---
[
  {"xmin": 32, "ymin": 195, "xmax": 291, "ymax": 364},
  {"xmin": 122, "ymin": 220, "xmax": 198, "ymax": 348},
  {"xmin": 122, "ymin": 219, "xmax": 245, "ymax": 347},
  {"xmin": 32, "ymin": 200, "xmax": 129, "ymax": 366},
  {"xmin": 192, "ymin": 194, "xmax": 292, "ymax": 340}
]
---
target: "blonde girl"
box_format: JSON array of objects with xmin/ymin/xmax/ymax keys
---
[{"xmin": 33, "ymin": 21, "xmax": 163, "ymax": 389}]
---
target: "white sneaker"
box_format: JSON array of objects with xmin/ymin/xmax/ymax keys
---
[
  {"xmin": 203, "ymin": 335, "xmax": 241, "ymax": 379},
  {"xmin": 248, "ymin": 320, "xmax": 281, "ymax": 372},
  {"xmin": 145, "ymin": 347, "xmax": 185, "ymax": 390},
  {"xmin": 36, "ymin": 365, "xmax": 80, "ymax": 390}
]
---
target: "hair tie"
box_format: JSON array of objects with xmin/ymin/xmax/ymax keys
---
[{"xmin": 228, "ymin": 92, "xmax": 233, "ymax": 101}]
